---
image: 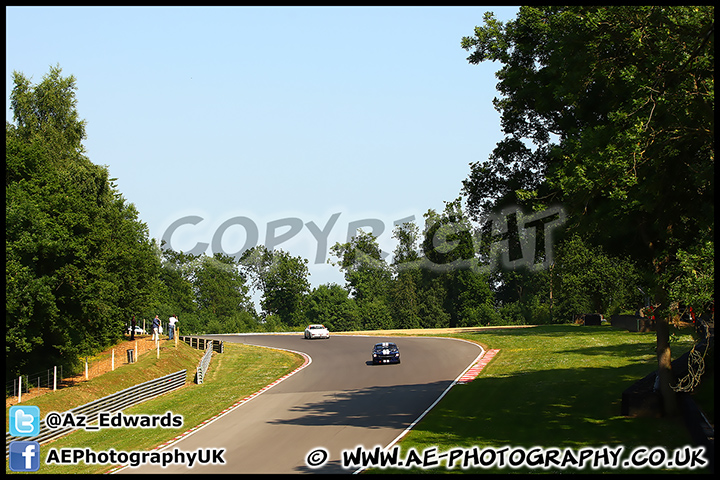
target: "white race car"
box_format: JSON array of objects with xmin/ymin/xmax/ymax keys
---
[{"xmin": 304, "ymin": 324, "xmax": 330, "ymax": 339}]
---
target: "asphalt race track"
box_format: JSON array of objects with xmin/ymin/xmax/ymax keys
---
[{"xmin": 117, "ymin": 333, "xmax": 484, "ymax": 474}]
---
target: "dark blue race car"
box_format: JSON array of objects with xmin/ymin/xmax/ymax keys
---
[{"xmin": 372, "ymin": 342, "xmax": 400, "ymax": 364}]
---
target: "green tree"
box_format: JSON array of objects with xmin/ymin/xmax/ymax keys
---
[
  {"xmin": 552, "ymin": 235, "xmax": 644, "ymax": 322},
  {"xmin": 6, "ymin": 66, "xmax": 161, "ymax": 377},
  {"xmin": 330, "ymin": 230, "xmax": 394, "ymax": 330},
  {"xmin": 304, "ymin": 283, "xmax": 360, "ymax": 332},
  {"xmin": 416, "ymin": 278, "xmax": 452, "ymax": 328},
  {"xmin": 240, "ymin": 246, "xmax": 310, "ymax": 326},
  {"xmin": 150, "ymin": 248, "xmax": 201, "ymax": 333},
  {"xmin": 664, "ymin": 239, "xmax": 714, "ymax": 317},
  {"xmin": 261, "ymin": 249, "xmax": 310, "ymax": 326},
  {"xmin": 330, "ymin": 229, "xmax": 392, "ymax": 304},
  {"xmin": 460, "ymin": 6, "xmax": 714, "ymax": 414},
  {"xmin": 390, "ymin": 221, "xmax": 422, "ymax": 329},
  {"xmin": 419, "ymin": 200, "xmax": 496, "ymax": 328},
  {"xmin": 191, "ymin": 253, "xmax": 252, "ymax": 320},
  {"xmin": 421, "ymin": 198, "xmax": 478, "ymax": 272}
]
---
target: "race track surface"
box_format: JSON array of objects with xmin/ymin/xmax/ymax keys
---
[{"xmin": 118, "ymin": 333, "xmax": 483, "ymax": 474}]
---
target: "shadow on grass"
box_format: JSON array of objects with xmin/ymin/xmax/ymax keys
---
[{"xmin": 420, "ymin": 367, "xmax": 713, "ymax": 472}]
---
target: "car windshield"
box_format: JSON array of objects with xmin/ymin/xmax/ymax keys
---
[
  {"xmin": 374, "ymin": 343, "xmax": 397, "ymax": 350},
  {"xmin": 310, "ymin": 325, "xmax": 325, "ymax": 329}
]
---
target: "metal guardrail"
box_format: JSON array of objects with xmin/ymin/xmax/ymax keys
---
[
  {"xmin": 180, "ymin": 336, "xmax": 223, "ymax": 353},
  {"xmin": 5, "ymin": 369, "xmax": 186, "ymax": 456},
  {"xmin": 196, "ymin": 342, "xmax": 214, "ymax": 384},
  {"xmin": 179, "ymin": 336, "xmax": 223, "ymax": 384}
]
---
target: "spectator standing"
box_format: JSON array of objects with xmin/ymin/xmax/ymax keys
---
[
  {"xmin": 152, "ymin": 315, "xmax": 160, "ymax": 341},
  {"xmin": 168, "ymin": 315, "xmax": 178, "ymax": 340}
]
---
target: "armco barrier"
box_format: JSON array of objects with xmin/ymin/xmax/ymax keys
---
[
  {"xmin": 196, "ymin": 342, "xmax": 214, "ymax": 384},
  {"xmin": 179, "ymin": 336, "xmax": 223, "ymax": 384},
  {"xmin": 6, "ymin": 369, "xmax": 186, "ymax": 456},
  {"xmin": 180, "ymin": 336, "xmax": 223, "ymax": 353}
]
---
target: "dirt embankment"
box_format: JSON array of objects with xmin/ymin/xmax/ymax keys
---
[{"xmin": 7, "ymin": 335, "xmax": 171, "ymax": 408}]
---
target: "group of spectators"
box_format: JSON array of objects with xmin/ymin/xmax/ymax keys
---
[{"xmin": 128, "ymin": 314, "xmax": 179, "ymax": 341}]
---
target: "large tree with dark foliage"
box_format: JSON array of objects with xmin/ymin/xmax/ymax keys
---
[
  {"xmin": 461, "ymin": 6, "xmax": 714, "ymax": 415},
  {"xmin": 6, "ymin": 66, "xmax": 161, "ymax": 378}
]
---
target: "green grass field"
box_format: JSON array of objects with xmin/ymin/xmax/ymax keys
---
[
  {"xmin": 370, "ymin": 324, "xmax": 713, "ymax": 474},
  {"xmin": 6, "ymin": 324, "xmax": 713, "ymax": 474}
]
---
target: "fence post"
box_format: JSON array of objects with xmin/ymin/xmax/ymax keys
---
[
  {"xmin": 53, "ymin": 366, "xmax": 57, "ymax": 391},
  {"xmin": 18, "ymin": 376, "xmax": 22, "ymax": 403},
  {"xmin": 85, "ymin": 357, "xmax": 89, "ymax": 380}
]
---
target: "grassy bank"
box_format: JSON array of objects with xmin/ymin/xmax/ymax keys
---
[
  {"xmin": 6, "ymin": 340, "xmax": 303, "ymax": 475},
  {"xmin": 370, "ymin": 324, "xmax": 712, "ymax": 474}
]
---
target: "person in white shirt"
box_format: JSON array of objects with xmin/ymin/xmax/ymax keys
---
[{"xmin": 168, "ymin": 315, "xmax": 178, "ymax": 340}]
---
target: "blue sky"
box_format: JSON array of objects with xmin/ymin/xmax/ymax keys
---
[{"xmin": 6, "ymin": 6, "xmax": 520, "ymax": 289}]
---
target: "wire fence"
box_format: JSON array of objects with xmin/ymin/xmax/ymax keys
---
[
  {"xmin": 6, "ymin": 336, "xmax": 172, "ymax": 405},
  {"xmin": 5, "ymin": 366, "xmax": 64, "ymax": 399}
]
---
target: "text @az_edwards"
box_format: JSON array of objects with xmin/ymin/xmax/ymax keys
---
[{"xmin": 44, "ymin": 411, "xmax": 183, "ymax": 430}]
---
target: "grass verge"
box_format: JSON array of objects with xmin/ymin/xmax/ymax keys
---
[
  {"xmin": 6, "ymin": 340, "xmax": 303, "ymax": 475},
  {"xmin": 366, "ymin": 324, "xmax": 712, "ymax": 474}
]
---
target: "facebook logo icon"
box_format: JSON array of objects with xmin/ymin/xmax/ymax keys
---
[
  {"xmin": 9, "ymin": 405, "xmax": 40, "ymax": 436},
  {"xmin": 9, "ymin": 441, "xmax": 41, "ymax": 472}
]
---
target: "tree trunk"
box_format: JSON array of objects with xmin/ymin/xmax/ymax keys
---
[
  {"xmin": 656, "ymin": 313, "xmax": 678, "ymax": 416},
  {"xmin": 651, "ymin": 253, "xmax": 679, "ymax": 416}
]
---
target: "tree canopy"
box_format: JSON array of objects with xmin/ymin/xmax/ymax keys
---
[
  {"xmin": 462, "ymin": 6, "xmax": 713, "ymax": 280},
  {"xmin": 6, "ymin": 66, "xmax": 162, "ymax": 377},
  {"xmin": 460, "ymin": 6, "xmax": 714, "ymax": 414}
]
